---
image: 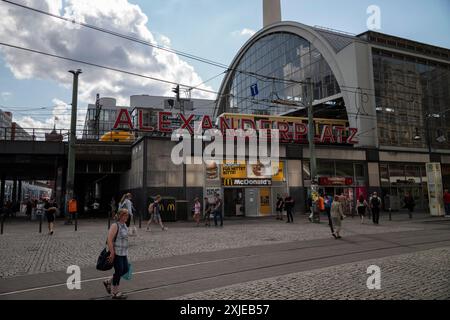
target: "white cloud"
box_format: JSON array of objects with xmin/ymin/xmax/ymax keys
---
[
  {"xmin": 232, "ymin": 28, "xmax": 256, "ymax": 37},
  {"xmin": 13, "ymin": 98, "xmax": 86, "ymax": 139},
  {"xmin": 1, "ymin": 92, "xmax": 12, "ymax": 100},
  {"xmin": 0, "ymin": 0, "xmax": 216, "ymax": 130}
]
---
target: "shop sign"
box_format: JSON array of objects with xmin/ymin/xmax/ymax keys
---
[
  {"xmin": 426, "ymin": 163, "xmax": 444, "ymax": 216},
  {"xmin": 222, "ymin": 178, "xmax": 272, "ymax": 187},
  {"xmin": 112, "ymin": 110, "xmax": 358, "ymax": 145},
  {"xmin": 318, "ymin": 177, "xmax": 353, "ymax": 186}
]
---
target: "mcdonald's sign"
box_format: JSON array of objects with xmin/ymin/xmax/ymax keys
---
[
  {"xmin": 167, "ymin": 203, "xmax": 175, "ymax": 212},
  {"xmin": 222, "ymin": 178, "xmax": 272, "ymax": 187},
  {"xmin": 159, "ymin": 204, "xmax": 164, "ymax": 212},
  {"xmin": 223, "ymin": 178, "xmax": 234, "ymax": 186}
]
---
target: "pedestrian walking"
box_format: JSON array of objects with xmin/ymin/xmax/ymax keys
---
[
  {"xmin": 203, "ymin": 197, "xmax": 212, "ymax": 226},
  {"xmin": 331, "ymin": 196, "xmax": 345, "ymax": 239},
  {"xmin": 26, "ymin": 199, "xmax": 32, "ymax": 221},
  {"xmin": 275, "ymin": 194, "xmax": 284, "ymax": 220},
  {"xmin": 103, "ymin": 208, "xmax": 130, "ymax": 300},
  {"xmin": 444, "ymin": 189, "xmax": 450, "ymax": 217},
  {"xmin": 146, "ymin": 195, "xmax": 167, "ymax": 231},
  {"xmin": 119, "ymin": 193, "xmax": 133, "ymax": 227},
  {"xmin": 324, "ymin": 193, "xmax": 334, "ymax": 235},
  {"xmin": 193, "ymin": 197, "xmax": 201, "ymax": 227},
  {"xmin": 356, "ymin": 194, "xmax": 369, "ymax": 224},
  {"xmin": 370, "ymin": 192, "xmax": 382, "ymax": 225},
  {"xmin": 284, "ymin": 194, "xmax": 295, "ymax": 223},
  {"xmin": 213, "ymin": 193, "xmax": 223, "ymax": 227},
  {"xmin": 315, "ymin": 192, "xmax": 325, "ymax": 223},
  {"xmin": 44, "ymin": 198, "xmax": 57, "ymax": 235},
  {"xmin": 403, "ymin": 192, "xmax": 415, "ymax": 215}
]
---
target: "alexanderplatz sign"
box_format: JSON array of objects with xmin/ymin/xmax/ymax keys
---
[{"xmin": 112, "ymin": 109, "xmax": 358, "ymax": 145}]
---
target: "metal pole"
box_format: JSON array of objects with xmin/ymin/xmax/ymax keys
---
[
  {"xmin": 389, "ymin": 207, "xmax": 392, "ymax": 221},
  {"xmin": 139, "ymin": 210, "xmax": 142, "ymax": 229},
  {"xmin": 307, "ymin": 79, "xmax": 317, "ymax": 184},
  {"xmin": 39, "ymin": 213, "xmax": 42, "ymax": 233},
  {"xmin": 65, "ymin": 69, "xmax": 82, "ymax": 223},
  {"xmin": 1, "ymin": 214, "xmax": 4, "ymax": 235},
  {"xmin": 75, "ymin": 213, "xmax": 78, "ymax": 231}
]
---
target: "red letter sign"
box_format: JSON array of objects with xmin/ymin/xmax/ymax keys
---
[
  {"xmin": 158, "ymin": 111, "xmax": 173, "ymax": 133},
  {"xmin": 113, "ymin": 109, "xmax": 133, "ymax": 130}
]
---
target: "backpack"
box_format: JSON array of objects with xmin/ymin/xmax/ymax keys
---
[
  {"xmin": 148, "ymin": 203, "xmax": 155, "ymax": 215},
  {"xmin": 371, "ymin": 197, "xmax": 380, "ymax": 209}
]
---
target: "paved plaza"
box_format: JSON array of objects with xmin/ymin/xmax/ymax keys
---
[
  {"xmin": 172, "ymin": 246, "xmax": 450, "ymax": 300},
  {"xmin": 0, "ymin": 213, "xmax": 422, "ymax": 279},
  {"xmin": 0, "ymin": 212, "xmax": 449, "ymax": 300}
]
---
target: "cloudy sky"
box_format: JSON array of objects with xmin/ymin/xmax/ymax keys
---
[{"xmin": 0, "ymin": 0, "xmax": 449, "ymax": 131}]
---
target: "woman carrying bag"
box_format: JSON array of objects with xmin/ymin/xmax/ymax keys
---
[
  {"xmin": 331, "ymin": 196, "xmax": 345, "ymax": 239},
  {"xmin": 103, "ymin": 208, "xmax": 130, "ymax": 299}
]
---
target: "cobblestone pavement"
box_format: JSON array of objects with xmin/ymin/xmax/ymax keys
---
[
  {"xmin": 0, "ymin": 215, "xmax": 423, "ymax": 279},
  {"xmin": 172, "ymin": 246, "xmax": 450, "ymax": 300}
]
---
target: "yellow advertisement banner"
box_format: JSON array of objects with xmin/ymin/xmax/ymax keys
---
[
  {"xmin": 272, "ymin": 161, "xmax": 284, "ymax": 182},
  {"xmin": 259, "ymin": 188, "xmax": 271, "ymax": 216},
  {"xmin": 221, "ymin": 161, "xmax": 247, "ymax": 179}
]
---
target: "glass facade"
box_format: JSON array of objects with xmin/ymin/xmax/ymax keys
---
[
  {"xmin": 373, "ymin": 49, "xmax": 450, "ymax": 149},
  {"xmin": 83, "ymin": 108, "xmax": 129, "ymax": 140},
  {"xmin": 221, "ymin": 32, "xmax": 340, "ymax": 115},
  {"xmin": 379, "ymin": 163, "xmax": 427, "ymax": 210}
]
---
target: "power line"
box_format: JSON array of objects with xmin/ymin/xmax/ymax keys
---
[
  {"xmin": 4, "ymin": 0, "xmax": 449, "ymax": 104},
  {"xmin": 0, "ymin": 41, "xmax": 218, "ymax": 96},
  {"xmin": 0, "ymin": 43, "xmax": 447, "ymax": 119}
]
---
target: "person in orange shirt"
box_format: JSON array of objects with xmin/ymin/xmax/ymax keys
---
[{"xmin": 67, "ymin": 196, "xmax": 77, "ymax": 225}]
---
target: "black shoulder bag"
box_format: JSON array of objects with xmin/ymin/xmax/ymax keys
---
[{"xmin": 96, "ymin": 223, "xmax": 119, "ymax": 271}]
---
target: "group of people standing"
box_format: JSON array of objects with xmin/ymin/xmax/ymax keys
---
[
  {"xmin": 275, "ymin": 194, "xmax": 295, "ymax": 223},
  {"xmin": 197, "ymin": 193, "xmax": 223, "ymax": 227}
]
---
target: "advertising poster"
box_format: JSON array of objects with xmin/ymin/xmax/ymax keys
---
[
  {"xmin": 426, "ymin": 163, "xmax": 444, "ymax": 216},
  {"xmin": 221, "ymin": 161, "xmax": 247, "ymax": 179},
  {"xmin": 205, "ymin": 161, "xmax": 219, "ymax": 180},
  {"xmin": 272, "ymin": 161, "xmax": 284, "ymax": 182},
  {"xmin": 259, "ymin": 188, "xmax": 271, "ymax": 216},
  {"xmin": 247, "ymin": 161, "xmax": 272, "ymax": 179}
]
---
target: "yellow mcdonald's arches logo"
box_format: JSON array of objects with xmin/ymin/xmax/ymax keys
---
[
  {"xmin": 167, "ymin": 203, "xmax": 175, "ymax": 212},
  {"xmin": 159, "ymin": 204, "xmax": 164, "ymax": 211},
  {"xmin": 223, "ymin": 178, "xmax": 233, "ymax": 186}
]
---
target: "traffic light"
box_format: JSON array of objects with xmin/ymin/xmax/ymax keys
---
[{"xmin": 172, "ymin": 84, "xmax": 180, "ymax": 102}]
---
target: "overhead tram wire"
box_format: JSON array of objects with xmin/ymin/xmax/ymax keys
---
[
  {"xmin": 5, "ymin": 0, "xmax": 449, "ymax": 103},
  {"xmin": 0, "ymin": 42, "xmax": 447, "ymax": 116},
  {"xmin": 0, "ymin": 41, "xmax": 218, "ymax": 97}
]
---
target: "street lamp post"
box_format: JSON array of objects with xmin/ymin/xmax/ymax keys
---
[{"xmin": 65, "ymin": 69, "xmax": 82, "ymax": 226}]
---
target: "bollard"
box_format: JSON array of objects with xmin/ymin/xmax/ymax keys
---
[
  {"xmin": 75, "ymin": 213, "xmax": 78, "ymax": 231},
  {"xmin": 389, "ymin": 208, "xmax": 392, "ymax": 221},
  {"xmin": 138, "ymin": 211, "xmax": 142, "ymax": 229},
  {"xmin": 409, "ymin": 211, "xmax": 412, "ymax": 219},
  {"xmin": 39, "ymin": 214, "xmax": 42, "ymax": 233},
  {"xmin": 1, "ymin": 214, "xmax": 4, "ymax": 235}
]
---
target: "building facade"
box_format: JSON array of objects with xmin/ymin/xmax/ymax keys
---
[{"xmin": 212, "ymin": 20, "xmax": 449, "ymax": 216}]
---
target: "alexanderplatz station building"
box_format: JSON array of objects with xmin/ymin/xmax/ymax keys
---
[{"xmin": 118, "ymin": 19, "xmax": 450, "ymax": 218}]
